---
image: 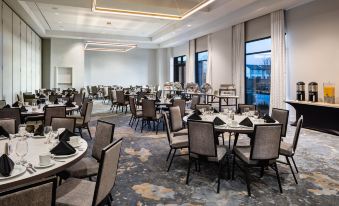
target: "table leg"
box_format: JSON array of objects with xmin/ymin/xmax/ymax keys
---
[
  {"xmin": 219, "ymin": 98, "xmax": 222, "ymax": 112},
  {"xmin": 233, "ymin": 133, "xmax": 239, "ymax": 150}
]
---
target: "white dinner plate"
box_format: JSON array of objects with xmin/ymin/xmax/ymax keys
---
[
  {"xmin": 32, "ymin": 135, "xmax": 45, "ymax": 139},
  {"xmin": 67, "ymin": 141, "xmax": 81, "ymax": 148},
  {"xmin": 34, "ymin": 161, "xmax": 55, "ymax": 169},
  {"xmin": 0, "ymin": 136, "xmax": 7, "ymax": 140},
  {"xmin": 0, "ymin": 165, "xmax": 26, "ymax": 180},
  {"xmin": 53, "ymin": 151, "xmax": 78, "ymax": 159}
]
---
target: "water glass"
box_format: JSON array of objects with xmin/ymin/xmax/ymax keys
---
[{"xmin": 16, "ymin": 137, "xmax": 28, "ymax": 164}]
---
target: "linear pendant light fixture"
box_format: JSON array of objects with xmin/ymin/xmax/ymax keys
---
[
  {"xmin": 92, "ymin": 0, "xmax": 215, "ymax": 20},
  {"xmin": 84, "ymin": 41, "xmax": 137, "ymax": 52}
]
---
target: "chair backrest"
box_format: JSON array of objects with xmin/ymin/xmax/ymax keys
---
[
  {"xmin": 73, "ymin": 93, "xmax": 83, "ymax": 106},
  {"xmin": 0, "ymin": 176, "xmax": 57, "ymax": 206},
  {"xmin": 173, "ymin": 99, "xmax": 185, "ymax": 119},
  {"xmin": 0, "ymin": 100, "xmax": 6, "ymax": 109},
  {"xmin": 238, "ymin": 104, "xmax": 256, "ymax": 113},
  {"xmin": 188, "ymin": 120, "xmax": 216, "ymax": 157},
  {"xmin": 44, "ymin": 106, "xmax": 66, "ymax": 126},
  {"xmin": 83, "ymin": 101, "xmax": 93, "ymax": 124},
  {"xmin": 292, "ymin": 116, "xmax": 303, "ymax": 153},
  {"xmin": 0, "ymin": 108, "xmax": 20, "ymax": 132},
  {"xmin": 0, "ymin": 118, "xmax": 16, "ymax": 134},
  {"xmin": 190, "ymin": 95, "xmax": 200, "ymax": 110},
  {"xmin": 142, "ymin": 99, "xmax": 156, "ymax": 118},
  {"xmin": 92, "ymin": 139, "xmax": 122, "ymax": 206},
  {"xmin": 81, "ymin": 98, "xmax": 91, "ymax": 116},
  {"xmin": 250, "ymin": 124, "xmax": 282, "ymax": 161},
  {"xmin": 163, "ymin": 112, "xmax": 174, "ymax": 145},
  {"xmin": 116, "ymin": 91, "xmax": 125, "ymax": 104},
  {"xmin": 91, "ymin": 86, "xmax": 98, "ymax": 94},
  {"xmin": 92, "ymin": 120, "xmax": 115, "ymax": 160},
  {"xmin": 271, "ymin": 108, "xmax": 289, "ymax": 137},
  {"xmin": 49, "ymin": 95, "xmax": 62, "ymax": 103},
  {"xmin": 129, "ymin": 97, "xmax": 137, "ymax": 116},
  {"xmin": 103, "ymin": 87, "xmax": 109, "ymax": 97},
  {"xmin": 195, "ymin": 104, "xmax": 212, "ymax": 111},
  {"xmin": 169, "ymin": 106, "xmax": 183, "ymax": 132},
  {"xmin": 51, "ymin": 117, "xmax": 76, "ymax": 132},
  {"xmin": 86, "ymin": 86, "xmax": 91, "ymax": 94},
  {"xmin": 23, "ymin": 94, "xmax": 36, "ymax": 105}
]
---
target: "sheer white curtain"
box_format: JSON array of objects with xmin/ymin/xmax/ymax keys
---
[
  {"xmin": 186, "ymin": 40, "xmax": 196, "ymax": 83},
  {"xmin": 270, "ymin": 10, "xmax": 286, "ymax": 110},
  {"xmin": 232, "ymin": 22, "xmax": 245, "ymax": 103},
  {"xmin": 206, "ymin": 34, "xmax": 213, "ymax": 84}
]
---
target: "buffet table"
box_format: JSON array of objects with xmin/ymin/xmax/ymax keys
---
[{"xmin": 285, "ymin": 100, "xmax": 339, "ymax": 136}]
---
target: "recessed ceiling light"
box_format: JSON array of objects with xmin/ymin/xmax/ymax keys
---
[
  {"xmin": 84, "ymin": 41, "xmax": 137, "ymax": 52},
  {"xmin": 55, "ymin": 12, "xmax": 59, "ymax": 15},
  {"xmin": 187, "ymin": 24, "xmax": 192, "ymax": 27}
]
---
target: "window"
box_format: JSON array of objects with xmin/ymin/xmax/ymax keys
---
[
  {"xmin": 245, "ymin": 37, "xmax": 271, "ymax": 114},
  {"xmin": 195, "ymin": 51, "xmax": 208, "ymax": 86},
  {"xmin": 173, "ymin": 55, "xmax": 186, "ymax": 84}
]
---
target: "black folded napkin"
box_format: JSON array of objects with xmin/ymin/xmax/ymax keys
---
[
  {"xmin": 213, "ymin": 108, "xmax": 219, "ymax": 113},
  {"xmin": 12, "ymin": 101, "xmax": 19, "ymax": 107},
  {"xmin": 3, "ymin": 104, "xmax": 10, "ymax": 108},
  {"xmin": 59, "ymin": 129, "xmax": 76, "ymax": 141},
  {"xmin": 125, "ymin": 91, "xmax": 130, "ymax": 94},
  {"xmin": 66, "ymin": 93, "xmax": 71, "ymax": 97},
  {"xmin": 50, "ymin": 140, "xmax": 76, "ymax": 155},
  {"xmin": 194, "ymin": 109, "xmax": 202, "ymax": 115},
  {"xmin": 25, "ymin": 125, "xmax": 35, "ymax": 133},
  {"xmin": 263, "ymin": 114, "xmax": 275, "ymax": 123},
  {"xmin": 0, "ymin": 126, "xmax": 9, "ymax": 138},
  {"xmin": 170, "ymin": 98, "xmax": 174, "ymax": 103},
  {"xmin": 143, "ymin": 96, "xmax": 148, "ymax": 100},
  {"xmin": 239, "ymin": 117, "xmax": 253, "ymax": 127},
  {"xmin": 54, "ymin": 99, "xmax": 59, "ymax": 104},
  {"xmin": 20, "ymin": 106, "xmax": 28, "ymax": 112},
  {"xmin": 39, "ymin": 94, "xmax": 46, "ymax": 98},
  {"xmin": 34, "ymin": 124, "xmax": 44, "ymax": 136},
  {"xmin": 65, "ymin": 101, "xmax": 75, "ymax": 107},
  {"xmin": 155, "ymin": 97, "xmax": 161, "ymax": 103},
  {"xmin": 187, "ymin": 113, "xmax": 202, "ymax": 120},
  {"xmin": 213, "ymin": 117, "xmax": 225, "ymax": 125},
  {"xmin": 0, "ymin": 154, "xmax": 15, "ymax": 177}
]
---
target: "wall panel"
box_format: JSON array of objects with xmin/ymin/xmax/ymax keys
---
[
  {"xmin": 13, "ymin": 13, "xmax": 20, "ymax": 101},
  {"xmin": 20, "ymin": 21, "xmax": 27, "ymax": 93},
  {"xmin": 36, "ymin": 36, "xmax": 41, "ymax": 89},
  {"xmin": 0, "ymin": 1, "xmax": 2, "ymax": 99},
  {"xmin": 26, "ymin": 27, "xmax": 32, "ymax": 92},
  {"xmin": 31, "ymin": 32, "xmax": 36, "ymax": 92},
  {"xmin": 2, "ymin": 3, "xmax": 13, "ymax": 104}
]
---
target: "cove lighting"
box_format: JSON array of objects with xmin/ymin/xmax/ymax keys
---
[
  {"xmin": 91, "ymin": 0, "xmax": 215, "ymax": 20},
  {"xmin": 84, "ymin": 41, "xmax": 137, "ymax": 52}
]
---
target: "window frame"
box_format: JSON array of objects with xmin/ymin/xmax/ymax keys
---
[
  {"xmin": 173, "ymin": 55, "xmax": 186, "ymax": 84},
  {"xmin": 195, "ymin": 50, "xmax": 208, "ymax": 86}
]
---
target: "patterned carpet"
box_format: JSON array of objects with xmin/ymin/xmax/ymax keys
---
[{"xmin": 81, "ymin": 101, "xmax": 339, "ymax": 205}]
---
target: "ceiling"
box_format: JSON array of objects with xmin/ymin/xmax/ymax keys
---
[{"xmin": 7, "ymin": 0, "xmax": 313, "ymax": 48}]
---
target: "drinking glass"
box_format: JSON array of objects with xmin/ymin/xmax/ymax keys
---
[
  {"xmin": 18, "ymin": 124, "xmax": 27, "ymax": 137},
  {"xmin": 16, "ymin": 137, "xmax": 28, "ymax": 164},
  {"xmin": 44, "ymin": 126, "xmax": 53, "ymax": 143}
]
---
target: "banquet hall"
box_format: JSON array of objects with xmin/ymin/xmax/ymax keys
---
[{"xmin": 0, "ymin": 0, "xmax": 338, "ymax": 205}]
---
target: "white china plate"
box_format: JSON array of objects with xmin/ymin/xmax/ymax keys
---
[
  {"xmin": 53, "ymin": 151, "xmax": 78, "ymax": 159},
  {"xmin": 0, "ymin": 136, "xmax": 7, "ymax": 140},
  {"xmin": 34, "ymin": 161, "xmax": 55, "ymax": 169},
  {"xmin": 67, "ymin": 141, "xmax": 81, "ymax": 148},
  {"xmin": 0, "ymin": 165, "xmax": 26, "ymax": 180},
  {"xmin": 32, "ymin": 135, "xmax": 45, "ymax": 139}
]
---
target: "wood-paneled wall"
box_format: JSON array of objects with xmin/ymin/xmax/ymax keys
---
[{"xmin": 0, "ymin": 1, "xmax": 41, "ymax": 104}]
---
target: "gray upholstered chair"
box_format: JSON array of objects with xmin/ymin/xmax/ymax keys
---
[
  {"xmin": 271, "ymin": 108, "xmax": 289, "ymax": 137},
  {"xmin": 63, "ymin": 120, "xmax": 115, "ymax": 179},
  {"xmin": 0, "ymin": 100, "xmax": 6, "ymax": 109},
  {"xmin": 195, "ymin": 104, "xmax": 212, "ymax": 111},
  {"xmin": 129, "ymin": 97, "xmax": 142, "ymax": 129},
  {"xmin": 0, "ymin": 118, "xmax": 16, "ymax": 134},
  {"xmin": 0, "ymin": 176, "xmax": 57, "ymax": 206},
  {"xmin": 238, "ymin": 104, "xmax": 256, "ymax": 114},
  {"xmin": 115, "ymin": 90, "xmax": 128, "ymax": 113},
  {"xmin": 141, "ymin": 99, "xmax": 162, "ymax": 134},
  {"xmin": 51, "ymin": 117, "xmax": 76, "ymax": 132},
  {"xmin": 186, "ymin": 120, "xmax": 229, "ymax": 193},
  {"xmin": 0, "ymin": 108, "xmax": 21, "ymax": 133},
  {"xmin": 278, "ymin": 116, "xmax": 303, "ymax": 184},
  {"xmin": 44, "ymin": 106, "xmax": 66, "ymax": 126},
  {"xmin": 102, "ymin": 86, "xmax": 109, "ymax": 103},
  {"xmin": 232, "ymin": 124, "xmax": 283, "ymax": 196},
  {"xmin": 75, "ymin": 101, "xmax": 93, "ymax": 139},
  {"xmin": 173, "ymin": 99, "xmax": 186, "ymax": 118},
  {"xmin": 91, "ymin": 86, "xmax": 99, "ymax": 99},
  {"xmin": 73, "ymin": 93, "xmax": 83, "ymax": 107},
  {"xmin": 169, "ymin": 106, "xmax": 187, "ymax": 135},
  {"xmin": 23, "ymin": 94, "xmax": 36, "ymax": 105},
  {"xmin": 110, "ymin": 89, "xmax": 118, "ymax": 111},
  {"xmin": 56, "ymin": 138, "xmax": 122, "ymax": 206},
  {"xmin": 163, "ymin": 112, "xmax": 188, "ymax": 172},
  {"xmin": 190, "ymin": 95, "xmax": 200, "ymax": 110}
]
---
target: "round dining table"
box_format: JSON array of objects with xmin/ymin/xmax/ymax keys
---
[
  {"xmin": 20, "ymin": 104, "xmax": 79, "ymax": 116},
  {"xmin": 0, "ymin": 136, "xmax": 87, "ymax": 191}
]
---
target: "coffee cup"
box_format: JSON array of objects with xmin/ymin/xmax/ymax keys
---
[
  {"xmin": 39, "ymin": 153, "xmax": 51, "ymax": 166},
  {"xmin": 72, "ymin": 102, "xmax": 77, "ymax": 105},
  {"xmin": 24, "ymin": 102, "xmax": 29, "ymax": 106}
]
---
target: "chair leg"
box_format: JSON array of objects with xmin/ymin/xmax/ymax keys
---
[
  {"xmin": 135, "ymin": 119, "xmax": 140, "ymax": 131},
  {"xmin": 286, "ymin": 156, "xmax": 298, "ymax": 184},
  {"xmin": 141, "ymin": 120, "xmax": 144, "ymax": 133},
  {"xmin": 244, "ymin": 166, "xmax": 251, "ymax": 196},
  {"xmin": 167, "ymin": 149, "xmax": 176, "ymax": 172},
  {"xmin": 79, "ymin": 128, "xmax": 83, "ymax": 138},
  {"xmin": 260, "ymin": 166, "xmax": 264, "ymax": 178},
  {"xmin": 291, "ymin": 156, "xmax": 299, "ymax": 173},
  {"xmin": 128, "ymin": 115, "xmax": 133, "ymax": 126},
  {"xmin": 166, "ymin": 148, "xmax": 172, "ymax": 161},
  {"xmin": 186, "ymin": 157, "xmax": 191, "ymax": 184},
  {"xmin": 86, "ymin": 124, "xmax": 92, "ymax": 139},
  {"xmin": 217, "ymin": 162, "xmax": 222, "ymax": 193},
  {"xmin": 274, "ymin": 163, "xmax": 283, "ymax": 193},
  {"xmin": 222, "ymin": 133, "xmax": 225, "ymax": 145},
  {"xmin": 156, "ymin": 120, "xmax": 159, "ymax": 134}
]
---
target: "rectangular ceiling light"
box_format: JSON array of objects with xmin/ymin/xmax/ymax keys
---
[
  {"xmin": 92, "ymin": 0, "xmax": 215, "ymax": 20},
  {"xmin": 84, "ymin": 41, "xmax": 137, "ymax": 52}
]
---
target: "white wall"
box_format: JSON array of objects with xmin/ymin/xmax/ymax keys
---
[
  {"xmin": 286, "ymin": 0, "xmax": 339, "ymax": 103},
  {"xmin": 50, "ymin": 38, "xmax": 84, "ymax": 90},
  {"xmin": 84, "ymin": 48, "xmax": 157, "ymax": 87}
]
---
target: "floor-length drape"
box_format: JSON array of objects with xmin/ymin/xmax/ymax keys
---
[
  {"xmin": 232, "ymin": 23, "xmax": 245, "ymax": 103},
  {"xmin": 206, "ymin": 34, "xmax": 213, "ymax": 85},
  {"xmin": 270, "ymin": 10, "xmax": 286, "ymax": 110},
  {"xmin": 186, "ymin": 40, "xmax": 195, "ymax": 83}
]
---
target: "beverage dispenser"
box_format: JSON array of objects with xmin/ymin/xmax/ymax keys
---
[
  {"xmin": 296, "ymin": 82, "xmax": 305, "ymax": 101},
  {"xmin": 308, "ymin": 82, "xmax": 318, "ymax": 102}
]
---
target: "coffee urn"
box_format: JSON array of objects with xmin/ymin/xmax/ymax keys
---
[
  {"xmin": 308, "ymin": 82, "xmax": 318, "ymax": 102},
  {"xmin": 296, "ymin": 82, "xmax": 305, "ymax": 101}
]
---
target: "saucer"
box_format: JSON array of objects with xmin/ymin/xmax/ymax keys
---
[{"xmin": 34, "ymin": 161, "xmax": 55, "ymax": 168}]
